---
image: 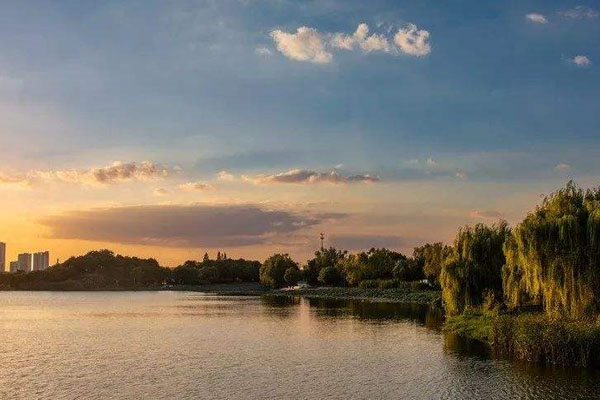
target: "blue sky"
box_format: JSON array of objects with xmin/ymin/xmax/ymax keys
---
[{"xmin": 0, "ymin": 0, "xmax": 598, "ymax": 265}]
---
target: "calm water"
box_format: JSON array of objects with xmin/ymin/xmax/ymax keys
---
[{"xmin": 0, "ymin": 292, "xmax": 599, "ymax": 399}]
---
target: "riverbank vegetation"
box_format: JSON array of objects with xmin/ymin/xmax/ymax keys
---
[
  {"xmin": 439, "ymin": 182, "xmax": 600, "ymax": 367},
  {"xmin": 271, "ymin": 286, "xmax": 440, "ymax": 305}
]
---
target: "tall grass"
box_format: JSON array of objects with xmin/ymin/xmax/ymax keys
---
[
  {"xmin": 446, "ymin": 312, "xmax": 600, "ymax": 367},
  {"xmin": 492, "ymin": 314, "xmax": 600, "ymax": 367}
]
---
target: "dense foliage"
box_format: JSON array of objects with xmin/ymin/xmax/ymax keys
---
[
  {"xmin": 440, "ymin": 221, "xmax": 510, "ymax": 316},
  {"xmin": 260, "ymin": 254, "xmax": 298, "ymax": 289},
  {"xmin": 303, "ymin": 248, "xmax": 347, "ymax": 285},
  {"xmin": 413, "ymin": 242, "xmax": 452, "ymax": 286},
  {"xmin": 503, "ymin": 182, "xmax": 600, "ymax": 318},
  {"xmin": 171, "ymin": 254, "xmax": 260, "ymax": 285},
  {"xmin": 283, "ymin": 267, "xmax": 302, "ymax": 287}
]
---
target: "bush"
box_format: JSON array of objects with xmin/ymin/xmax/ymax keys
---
[{"xmin": 358, "ymin": 279, "xmax": 380, "ymax": 289}]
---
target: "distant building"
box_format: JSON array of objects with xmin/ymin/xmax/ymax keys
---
[
  {"xmin": 0, "ymin": 242, "xmax": 5, "ymax": 273},
  {"xmin": 9, "ymin": 261, "xmax": 19, "ymax": 273},
  {"xmin": 17, "ymin": 253, "xmax": 32, "ymax": 273},
  {"xmin": 33, "ymin": 251, "xmax": 50, "ymax": 271}
]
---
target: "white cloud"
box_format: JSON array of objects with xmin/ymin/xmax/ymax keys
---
[
  {"xmin": 559, "ymin": 6, "xmax": 599, "ymax": 19},
  {"xmin": 393, "ymin": 23, "xmax": 431, "ymax": 56},
  {"xmin": 570, "ymin": 55, "xmax": 591, "ymax": 67},
  {"xmin": 526, "ymin": 13, "xmax": 548, "ymax": 24},
  {"xmin": 243, "ymin": 169, "xmax": 380, "ymax": 185},
  {"xmin": 331, "ymin": 23, "xmax": 392, "ymax": 53},
  {"xmin": 178, "ymin": 181, "xmax": 213, "ymax": 191},
  {"xmin": 554, "ymin": 163, "xmax": 572, "ymax": 172},
  {"xmin": 270, "ymin": 22, "xmax": 431, "ymax": 63},
  {"xmin": 217, "ymin": 170, "xmax": 236, "ymax": 181},
  {"xmin": 254, "ymin": 46, "xmax": 272, "ymax": 56},
  {"xmin": 270, "ymin": 27, "xmax": 332, "ymax": 64}
]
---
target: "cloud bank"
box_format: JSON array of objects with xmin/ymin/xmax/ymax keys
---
[
  {"xmin": 39, "ymin": 204, "xmax": 342, "ymax": 247},
  {"xmin": 270, "ymin": 22, "xmax": 431, "ymax": 63},
  {"xmin": 0, "ymin": 161, "xmax": 171, "ymax": 187},
  {"xmin": 242, "ymin": 169, "xmax": 380, "ymax": 184}
]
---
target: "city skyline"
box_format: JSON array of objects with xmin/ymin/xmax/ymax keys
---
[
  {"xmin": 1, "ymin": 243, "xmax": 50, "ymax": 273},
  {"xmin": 0, "ymin": 1, "xmax": 598, "ymax": 266}
]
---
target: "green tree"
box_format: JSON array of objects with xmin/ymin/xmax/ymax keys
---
[
  {"xmin": 337, "ymin": 254, "xmax": 367, "ymax": 286},
  {"xmin": 304, "ymin": 247, "xmax": 347, "ymax": 285},
  {"xmin": 502, "ymin": 182, "xmax": 600, "ymax": 318},
  {"xmin": 413, "ymin": 243, "xmax": 452, "ymax": 286},
  {"xmin": 283, "ymin": 267, "xmax": 302, "ymax": 287},
  {"xmin": 392, "ymin": 258, "xmax": 424, "ymax": 281},
  {"xmin": 440, "ymin": 221, "xmax": 510, "ymax": 316},
  {"xmin": 260, "ymin": 254, "xmax": 298, "ymax": 289},
  {"xmin": 318, "ymin": 266, "xmax": 342, "ymax": 286}
]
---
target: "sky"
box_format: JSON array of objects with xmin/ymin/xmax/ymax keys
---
[{"xmin": 0, "ymin": 0, "xmax": 599, "ymax": 267}]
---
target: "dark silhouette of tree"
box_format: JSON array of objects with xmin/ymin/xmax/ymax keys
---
[{"xmin": 284, "ymin": 267, "xmax": 302, "ymax": 287}]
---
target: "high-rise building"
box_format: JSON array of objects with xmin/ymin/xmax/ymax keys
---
[
  {"xmin": 9, "ymin": 261, "xmax": 19, "ymax": 273},
  {"xmin": 17, "ymin": 253, "xmax": 32, "ymax": 273},
  {"xmin": 0, "ymin": 242, "xmax": 5, "ymax": 273},
  {"xmin": 33, "ymin": 251, "xmax": 50, "ymax": 271}
]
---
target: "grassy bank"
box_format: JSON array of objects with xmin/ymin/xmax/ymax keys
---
[
  {"xmin": 444, "ymin": 313, "xmax": 600, "ymax": 367},
  {"xmin": 270, "ymin": 286, "xmax": 441, "ymax": 305},
  {"xmin": 166, "ymin": 282, "xmax": 270, "ymax": 295}
]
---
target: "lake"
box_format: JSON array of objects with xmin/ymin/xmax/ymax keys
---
[{"xmin": 0, "ymin": 292, "xmax": 598, "ymax": 399}]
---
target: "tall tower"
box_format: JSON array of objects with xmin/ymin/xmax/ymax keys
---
[
  {"xmin": 17, "ymin": 253, "xmax": 32, "ymax": 273},
  {"xmin": 33, "ymin": 251, "xmax": 50, "ymax": 271},
  {"xmin": 320, "ymin": 233, "xmax": 325, "ymax": 251},
  {"xmin": 0, "ymin": 242, "xmax": 5, "ymax": 273}
]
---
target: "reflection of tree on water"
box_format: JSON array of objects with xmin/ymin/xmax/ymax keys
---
[
  {"xmin": 278, "ymin": 296, "xmax": 444, "ymax": 329},
  {"xmin": 443, "ymin": 332, "xmax": 491, "ymax": 359},
  {"xmin": 262, "ymin": 294, "xmax": 300, "ymax": 308}
]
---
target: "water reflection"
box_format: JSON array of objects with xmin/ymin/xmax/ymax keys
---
[
  {"xmin": 263, "ymin": 295, "xmax": 444, "ymax": 328},
  {"xmin": 1, "ymin": 291, "xmax": 599, "ymax": 400}
]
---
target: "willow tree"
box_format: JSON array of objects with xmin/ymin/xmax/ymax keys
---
[
  {"xmin": 440, "ymin": 221, "xmax": 510, "ymax": 316},
  {"xmin": 502, "ymin": 182, "xmax": 600, "ymax": 318},
  {"xmin": 414, "ymin": 243, "xmax": 452, "ymax": 286}
]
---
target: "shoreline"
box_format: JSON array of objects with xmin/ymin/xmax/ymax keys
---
[
  {"xmin": 268, "ymin": 286, "xmax": 441, "ymax": 306},
  {"xmin": 0, "ymin": 283, "xmax": 441, "ymax": 305}
]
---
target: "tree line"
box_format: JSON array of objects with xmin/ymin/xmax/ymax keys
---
[
  {"xmin": 0, "ymin": 250, "xmax": 260, "ymax": 290},
  {"xmin": 259, "ymin": 247, "xmax": 430, "ymax": 289}
]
